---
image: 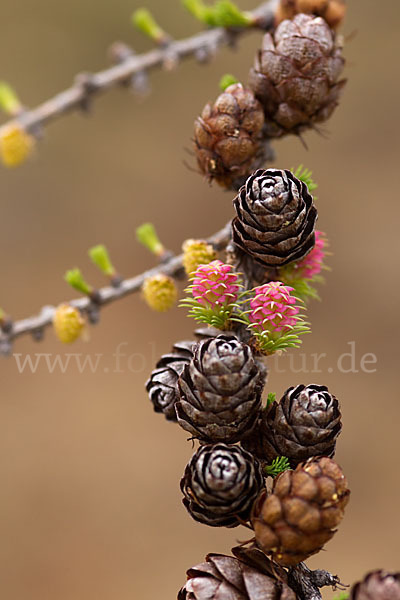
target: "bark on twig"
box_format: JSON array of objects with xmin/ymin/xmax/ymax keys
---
[
  {"xmin": 288, "ymin": 562, "xmax": 347, "ymax": 600},
  {"xmin": 0, "ymin": 1, "xmax": 278, "ymax": 136},
  {"xmin": 0, "ymin": 223, "xmax": 232, "ymax": 354}
]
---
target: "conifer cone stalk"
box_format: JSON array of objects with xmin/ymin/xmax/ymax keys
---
[
  {"xmin": 242, "ymin": 384, "xmax": 342, "ymax": 467},
  {"xmin": 146, "ymin": 341, "xmax": 195, "ymax": 421},
  {"xmin": 181, "ymin": 443, "xmax": 264, "ymax": 527},
  {"xmin": 232, "ymin": 169, "xmax": 317, "ymax": 268},
  {"xmin": 276, "ymin": 0, "xmax": 347, "ymax": 29},
  {"xmin": 351, "ymin": 571, "xmax": 400, "ymax": 600},
  {"xmin": 249, "ymin": 14, "xmax": 346, "ymax": 138},
  {"xmin": 178, "ymin": 552, "xmax": 298, "ymax": 600},
  {"xmin": 193, "ymin": 83, "xmax": 269, "ymax": 190},
  {"xmin": 252, "ymin": 456, "xmax": 350, "ymax": 566},
  {"xmin": 176, "ymin": 335, "xmax": 265, "ymax": 443}
]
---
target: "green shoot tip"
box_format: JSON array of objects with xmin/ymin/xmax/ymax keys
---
[
  {"xmin": 183, "ymin": 0, "xmax": 253, "ymax": 28},
  {"xmin": 88, "ymin": 244, "xmax": 115, "ymax": 277},
  {"xmin": 0, "ymin": 81, "xmax": 22, "ymax": 115},
  {"xmin": 64, "ymin": 268, "xmax": 92, "ymax": 296},
  {"xmin": 293, "ymin": 165, "xmax": 318, "ymax": 192},
  {"xmin": 136, "ymin": 223, "xmax": 164, "ymax": 256},
  {"xmin": 265, "ymin": 456, "xmax": 291, "ymax": 478},
  {"xmin": 219, "ymin": 74, "xmax": 239, "ymax": 91},
  {"xmin": 132, "ymin": 8, "xmax": 168, "ymax": 43}
]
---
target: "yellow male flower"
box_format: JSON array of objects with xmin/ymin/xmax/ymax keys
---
[
  {"xmin": 142, "ymin": 274, "xmax": 177, "ymax": 312},
  {"xmin": 53, "ymin": 304, "xmax": 85, "ymax": 344},
  {"xmin": 182, "ymin": 239, "xmax": 217, "ymax": 276},
  {"xmin": 0, "ymin": 123, "xmax": 34, "ymax": 168}
]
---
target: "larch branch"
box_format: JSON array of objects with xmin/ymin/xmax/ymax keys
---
[
  {"xmin": 0, "ymin": 1, "xmax": 278, "ymax": 136},
  {"xmin": 0, "ymin": 223, "xmax": 232, "ymax": 354}
]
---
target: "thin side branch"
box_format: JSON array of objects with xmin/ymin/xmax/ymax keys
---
[
  {"xmin": 0, "ymin": 1, "xmax": 278, "ymax": 136},
  {"xmin": 0, "ymin": 223, "xmax": 232, "ymax": 354},
  {"xmin": 288, "ymin": 562, "xmax": 347, "ymax": 600}
]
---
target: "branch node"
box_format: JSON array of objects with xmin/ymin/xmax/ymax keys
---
[
  {"xmin": 87, "ymin": 303, "xmax": 101, "ymax": 325},
  {"xmin": 111, "ymin": 275, "xmax": 124, "ymax": 288},
  {"xmin": 31, "ymin": 327, "xmax": 45, "ymax": 342},
  {"xmin": 75, "ymin": 72, "xmax": 99, "ymax": 113},
  {"xmin": 0, "ymin": 339, "xmax": 12, "ymax": 357},
  {"xmin": 108, "ymin": 42, "xmax": 151, "ymax": 96},
  {"xmin": 0, "ymin": 317, "xmax": 13, "ymax": 335},
  {"xmin": 288, "ymin": 562, "xmax": 348, "ymax": 600},
  {"xmin": 163, "ymin": 50, "xmax": 180, "ymax": 71}
]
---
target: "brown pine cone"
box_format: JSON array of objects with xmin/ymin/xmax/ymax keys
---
[
  {"xmin": 178, "ymin": 552, "xmax": 298, "ymax": 600},
  {"xmin": 249, "ymin": 14, "xmax": 346, "ymax": 138},
  {"xmin": 242, "ymin": 384, "xmax": 342, "ymax": 467},
  {"xmin": 193, "ymin": 83, "xmax": 269, "ymax": 190},
  {"xmin": 146, "ymin": 340, "xmax": 195, "ymax": 421},
  {"xmin": 276, "ymin": 0, "xmax": 347, "ymax": 29},
  {"xmin": 176, "ymin": 335, "xmax": 264, "ymax": 444},
  {"xmin": 351, "ymin": 571, "xmax": 400, "ymax": 600},
  {"xmin": 181, "ymin": 443, "xmax": 264, "ymax": 527},
  {"xmin": 232, "ymin": 169, "xmax": 317, "ymax": 268},
  {"xmin": 252, "ymin": 456, "xmax": 350, "ymax": 566}
]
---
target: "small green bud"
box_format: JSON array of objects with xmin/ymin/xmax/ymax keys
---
[
  {"xmin": 132, "ymin": 8, "xmax": 169, "ymax": 44},
  {"xmin": 212, "ymin": 0, "xmax": 253, "ymax": 27},
  {"xmin": 64, "ymin": 268, "xmax": 93, "ymax": 296},
  {"xmin": 266, "ymin": 392, "xmax": 276, "ymax": 408},
  {"xmin": 0, "ymin": 82, "xmax": 22, "ymax": 115},
  {"xmin": 88, "ymin": 244, "xmax": 115, "ymax": 277},
  {"xmin": 183, "ymin": 0, "xmax": 251, "ymax": 27},
  {"xmin": 136, "ymin": 223, "xmax": 165, "ymax": 257},
  {"xmin": 333, "ymin": 594, "xmax": 349, "ymax": 600},
  {"xmin": 293, "ymin": 164, "xmax": 318, "ymax": 192},
  {"xmin": 219, "ymin": 74, "xmax": 239, "ymax": 91},
  {"xmin": 265, "ymin": 456, "xmax": 291, "ymax": 478},
  {"xmin": 182, "ymin": 0, "xmax": 212, "ymax": 23}
]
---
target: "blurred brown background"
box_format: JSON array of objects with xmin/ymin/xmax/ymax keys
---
[{"xmin": 0, "ymin": 0, "xmax": 399, "ymax": 598}]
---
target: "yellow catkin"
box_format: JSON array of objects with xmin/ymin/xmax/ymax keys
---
[
  {"xmin": 0, "ymin": 123, "xmax": 34, "ymax": 167},
  {"xmin": 182, "ymin": 239, "xmax": 217, "ymax": 276},
  {"xmin": 142, "ymin": 274, "xmax": 178, "ymax": 312},
  {"xmin": 53, "ymin": 304, "xmax": 85, "ymax": 344}
]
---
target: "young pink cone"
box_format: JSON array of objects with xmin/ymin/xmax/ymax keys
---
[
  {"xmin": 191, "ymin": 260, "xmax": 240, "ymax": 307},
  {"xmin": 249, "ymin": 282, "xmax": 299, "ymax": 333},
  {"xmin": 295, "ymin": 230, "xmax": 326, "ymax": 279},
  {"xmin": 242, "ymin": 281, "xmax": 309, "ymax": 354},
  {"xmin": 181, "ymin": 260, "xmax": 241, "ymax": 329}
]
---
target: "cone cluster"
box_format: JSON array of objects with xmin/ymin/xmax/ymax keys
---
[
  {"xmin": 144, "ymin": 165, "xmax": 348, "ymax": 596},
  {"xmin": 143, "ymin": 2, "xmax": 351, "ymax": 593},
  {"xmin": 192, "ymin": 4, "xmax": 346, "ymax": 190},
  {"xmin": 144, "ymin": 160, "xmax": 347, "ymax": 588}
]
